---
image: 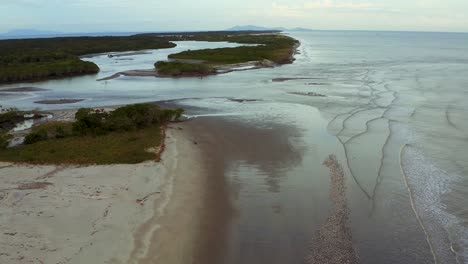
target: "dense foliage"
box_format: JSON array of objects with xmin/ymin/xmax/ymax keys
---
[
  {"xmin": 0, "ymin": 36, "xmax": 176, "ymax": 58},
  {"xmin": 24, "ymin": 129, "xmax": 48, "ymax": 144},
  {"xmin": 0, "ymin": 59, "xmax": 99, "ymax": 83},
  {"xmin": 144, "ymin": 33, "xmax": 299, "ymax": 76},
  {"xmin": 0, "ymin": 104, "xmax": 184, "ymax": 164},
  {"xmin": 177, "ymin": 35, "xmax": 294, "ymax": 63},
  {"xmin": 167, "ymin": 34, "xmax": 298, "ymax": 65},
  {"xmin": 0, "ymin": 109, "xmax": 24, "ymax": 131},
  {"xmin": 0, "ymin": 36, "xmax": 176, "ymax": 83},
  {"xmin": 154, "ymin": 61, "xmax": 213, "ymax": 76},
  {"xmin": 137, "ymin": 32, "xmax": 298, "ymax": 65},
  {"xmin": 72, "ymin": 103, "xmax": 184, "ymax": 136},
  {"xmin": 0, "ymin": 131, "xmax": 11, "ymax": 149},
  {"xmin": 0, "ymin": 109, "xmax": 19, "ymax": 148}
]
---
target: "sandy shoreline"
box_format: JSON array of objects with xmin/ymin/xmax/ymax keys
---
[{"xmin": 0, "ymin": 125, "xmax": 207, "ymax": 264}]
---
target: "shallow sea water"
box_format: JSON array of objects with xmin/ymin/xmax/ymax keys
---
[{"xmin": 1, "ymin": 31, "xmax": 468, "ymax": 263}]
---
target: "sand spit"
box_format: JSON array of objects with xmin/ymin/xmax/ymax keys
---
[
  {"xmin": 109, "ymin": 51, "xmax": 152, "ymax": 58},
  {"xmin": 34, "ymin": 99, "xmax": 85, "ymax": 105},
  {"xmin": 228, "ymin": 98, "xmax": 261, "ymax": 103},
  {"xmin": 272, "ymin": 77, "xmax": 321, "ymax": 82},
  {"xmin": 80, "ymin": 51, "xmax": 151, "ymax": 59},
  {"xmin": 288, "ymin": 91, "xmax": 326, "ymax": 97},
  {"xmin": 0, "ymin": 87, "xmax": 49, "ymax": 92},
  {"xmin": 97, "ymin": 69, "xmax": 160, "ymax": 81},
  {"xmin": 97, "ymin": 60, "xmax": 279, "ymax": 81},
  {"xmin": 306, "ymin": 82, "xmax": 327, "ymax": 86},
  {"xmin": 306, "ymin": 155, "xmax": 358, "ymax": 264},
  {"xmin": 0, "ymin": 127, "xmax": 205, "ymax": 264}
]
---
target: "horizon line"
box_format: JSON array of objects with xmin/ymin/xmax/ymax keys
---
[{"xmin": 1, "ymin": 28, "xmax": 468, "ymax": 37}]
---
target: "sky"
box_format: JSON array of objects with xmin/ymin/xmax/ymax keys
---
[{"xmin": 1, "ymin": 0, "xmax": 468, "ymax": 33}]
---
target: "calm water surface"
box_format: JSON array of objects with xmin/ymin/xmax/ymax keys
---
[{"xmin": 1, "ymin": 31, "xmax": 468, "ymax": 264}]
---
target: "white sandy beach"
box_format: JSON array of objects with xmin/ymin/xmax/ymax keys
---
[{"xmin": 0, "ymin": 127, "xmax": 205, "ymax": 264}]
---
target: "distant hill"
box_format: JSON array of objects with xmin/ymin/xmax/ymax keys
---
[{"xmin": 226, "ymin": 25, "xmax": 313, "ymax": 32}]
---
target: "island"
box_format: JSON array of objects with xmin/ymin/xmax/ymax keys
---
[
  {"xmin": 151, "ymin": 32, "xmax": 299, "ymax": 77},
  {"xmin": 0, "ymin": 36, "xmax": 176, "ymax": 83}
]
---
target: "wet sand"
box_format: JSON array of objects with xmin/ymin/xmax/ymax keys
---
[
  {"xmin": 179, "ymin": 119, "xmax": 232, "ymax": 264},
  {"xmin": 182, "ymin": 116, "xmax": 316, "ymax": 264},
  {"xmin": 0, "ymin": 127, "xmax": 207, "ymax": 264}
]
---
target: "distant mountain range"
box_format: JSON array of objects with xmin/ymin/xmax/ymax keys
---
[{"xmin": 226, "ymin": 25, "xmax": 313, "ymax": 32}]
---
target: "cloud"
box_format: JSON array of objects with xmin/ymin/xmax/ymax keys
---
[
  {"xmin": 266, "ymin": 0, "xmax": 404, "ymax": 20},
  {"xmin": 303, "ymin": 0, "xmax": 374, "ymax": 10},
  {"xmin": 269, "ymin": 3, "xmax": 306, "ymax": 18}
]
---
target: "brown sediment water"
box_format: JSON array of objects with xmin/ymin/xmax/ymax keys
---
[{"xmin": 306, "ymin": 155, "xmax": 358, "ymax": 264}]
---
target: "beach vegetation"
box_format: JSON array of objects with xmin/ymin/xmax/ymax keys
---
[
  {"xmin": 24, "ymin": 129, "xmax": 48, "ymax": 144},
  {"xmin": 0, "ymin": 131, "xmax": 11, "ymax": 149},
  {"xmin": 154, "ymin": 61, "xmax": 214, "ymax": 76},
  {"xmin": 0, "ymin": 103, "xmax": 184, "ymax": 164},
  {"xmin": 0, "ymin": 125, "xmax": 163, "ymax": 164},
  {"xmin": 0, "ymin": 109, "xmax": 24, "ymax": 131}
]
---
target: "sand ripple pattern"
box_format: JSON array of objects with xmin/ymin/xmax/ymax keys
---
[{"xmin": 306, "ymin": 155, "xmax": 358, "ymax": 264}]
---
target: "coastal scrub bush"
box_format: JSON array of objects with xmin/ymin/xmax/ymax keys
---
[
  {"xmin": 0, "ymin": 109, "xmax": 26, "ymax": 131},
  {"xmin": 72, "ymin": 103, "xmax": 184, "ymax": 136},
  {"xmin": 155, "ymin": 61, "xmax": 213, "ymax": 76},
  {"xmin": 72, "ymin": 108, "xmax": 109, "ymax": 136},
  {"xmin": 12, "ymin": 104, "xmax": 184, "ymax": 146},
  {"xmin": 55, "ymin": 126, "xmax": 68, "ymax": 139},
  {"xmin": 24, "ymin": 129, "xmax": 48, "ymax": 144},
  {"xmin": 0, "ymin": 131, "xmax": 12, "ymax": 149}
]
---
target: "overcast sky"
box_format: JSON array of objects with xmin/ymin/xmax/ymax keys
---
[{"xmin": 1, "ymin": 0, "xmax": 468, "ymax": 33}]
